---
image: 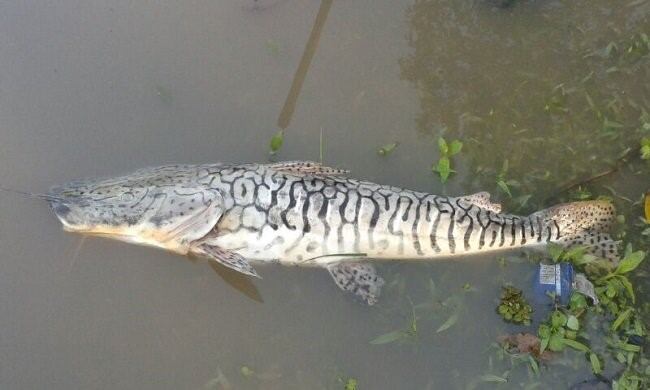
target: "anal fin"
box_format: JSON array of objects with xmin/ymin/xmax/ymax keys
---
[
  {"xmin": 327, "ymin": 262, "xmax": 384, "ymax": 305},
  {"xmin": 191, "ymin": 243, "xmax": 260, "ymax": 278}
]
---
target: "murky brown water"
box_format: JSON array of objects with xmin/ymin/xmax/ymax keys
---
[{"xmin": 0, "ymin": 1, "xmax": 648, "ymax": 389}]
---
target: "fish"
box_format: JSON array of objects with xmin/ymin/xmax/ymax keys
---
[{"xmin": 46, "ymin": 161, "xmax": 618, "ymax": 304}]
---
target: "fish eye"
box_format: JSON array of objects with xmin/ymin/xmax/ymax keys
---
[{"xmin": 119, "ymin": 192, "xmax": 135, "ymax": 202}]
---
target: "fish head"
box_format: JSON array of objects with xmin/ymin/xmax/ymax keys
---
[{"xmin": 48, "ymin": 166, "xmax": 223, "ymax": 253}]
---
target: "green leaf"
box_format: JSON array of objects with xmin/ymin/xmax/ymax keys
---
[
  {"xmin": 569, "ymin": 293, "xmax": 588, "ymax": 311},
  {"xmin": 240, "ymin": 366, "xmax": 254, "ymax": 377},
  {"xmin": 551, "ymin": 311, "xmax": 567, "ymax": 329},
  {"xmin": 377, "ymin": 142, "xmax": 399, "ymax": 156},
  {"xmin": 269, "ymin": 130, "xmax": 284, "ymax": 154},
  {"xmin": 478, "ymin": 374, "xmax": 507, "ymax": 383},
  {"xmin": 615, "ymin": 251, "xmax": 645, "ymax": 274},
  {"xmin": 547, "ymin": 244, "xmax": 564, "ymax": 262},
  {"xmin": 641, "ymin": 144, "xmax": 650, "ymax": 160},
  {"xmin": 561, "ymin": 338, "xmax": 590, "ymax": 352},
  {"xmin": 528, "ymin": 355, "xmax": 540, "ymax": 376},
  {"xmin": 538, "ymin": 324, "xmax": 551, "ymax": 339},
  {"xmin": 436, "ymin": 312, "xmax": 458, "ymax": 333},
  {"xmin": 618, "ymin": 343, "xmax": 641, "ymax": 353},
  {"xmin": 548, "ymin": 333, "xmax": 565, "ymax": 352},
  {"xmin": 436, "ymin": 157, "xmax": 451, "ymax": 183},
  {"xmin": 540, "ymin": 337, "xmax": 549, "ymax": 353},
  {"xmin": 369, "ymin": 330, "xmax": 408, "ymax": 345},
  {"xmin": 449, "ymin": 140, "xmax": 463, "ymax": 155},
  {"xmin": 497, "ymin": 180, "xmax": 512, "ymax": 197},
  {"xmin": 618, "ymin": 275, "xmax": 636, "ymax": 303},
  {"xmin": 567, "ymin": 315, "xmax": 580, "ymax": 331},
  {"xmin": 344, "ymin": 378, "xmax": 358, "ymax": 390},
  {"xmin": 590, "ymin": 353, "xmax": 602, "ymax": 374},
  {"xmin": 500, "ymin": 159, "xmax": 509, "ymax": 175},
  {"xmin": 611, "ymin": 308, "xmax": 633, "ymax": 332},
  {"xmin": 437, "ymin": 137, "xmax": 448, "ymax": 155},
  {"xmin": 565, "ymin": 246, "xmax": 587, "ymax": 262}
]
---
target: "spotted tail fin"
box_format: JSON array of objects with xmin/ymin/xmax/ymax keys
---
[{"xmin": 531, "ymin": 200, "xmax": 619, "ymax": 261}]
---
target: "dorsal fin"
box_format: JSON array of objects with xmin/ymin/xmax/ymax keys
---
[
  {"xmin": 459, "ymin": 191, "xmax": 502, "ymax": 213},
  {"xmin": 268, "ymin": 160, "xmax": 349, "ymax": 177}
]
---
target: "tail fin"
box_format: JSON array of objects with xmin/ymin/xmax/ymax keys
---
[{"xmin": 531, "ymin": 200, "xmax": 619, "ymax": 261}]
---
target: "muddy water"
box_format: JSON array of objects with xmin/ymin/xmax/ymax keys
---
[{"xmin": 0, "ymin": 1, "xmax": 647, "ymax": 389}]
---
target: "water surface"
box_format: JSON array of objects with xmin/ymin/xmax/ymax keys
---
[{"xmin": 0, "ymin": 0, "xmax": 648, "ymax": 389}]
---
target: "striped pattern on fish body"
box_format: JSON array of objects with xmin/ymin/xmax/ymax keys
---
[{"xmin": 196, "ymin": 163, "xmax": 617, "ymax": 265}]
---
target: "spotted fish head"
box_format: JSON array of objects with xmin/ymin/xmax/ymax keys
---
[{"xmin": 48, "ymin": 165, "xmax": 223, "ymax": 253}]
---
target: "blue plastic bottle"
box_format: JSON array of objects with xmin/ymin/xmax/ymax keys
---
[{"xmin": 533, "ymin": 262, "xmax": 574, "ymax": 305}]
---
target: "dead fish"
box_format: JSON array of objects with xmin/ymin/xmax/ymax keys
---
[{"xmin": 45, "ymin": 161, "xmax": 618, "ymax": 304}]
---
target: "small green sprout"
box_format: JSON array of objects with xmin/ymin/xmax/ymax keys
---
[
  {"xmin": 432, "ymin": 137, "xmax": 462, "ymax": 183},
  {"xmin": 269, "ymin": 130, "xmax": 284, "ymax": 155},
  {"xmin": 641, "ymin": 137, "xmax": 650, "ymax": 160},
  {"xmin": 377, "ymin": 142, "xmax": 399, "ymax": 156},
  {"xmin": 344, "ymin": 378, "xmax": 358, "ymax": 390}
]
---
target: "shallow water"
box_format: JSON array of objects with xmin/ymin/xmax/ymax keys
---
[{"xmin": 0, "ymin": 0, "xmax": 648, "ymax": 389}]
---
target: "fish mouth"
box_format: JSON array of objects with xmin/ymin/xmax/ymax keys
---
[{"xmin": 48, "ymin": 200, "xmax": 87, "ymax": 232}]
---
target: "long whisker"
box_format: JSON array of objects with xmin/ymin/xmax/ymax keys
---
[{"xmin": 0, "ymin": 186, "xmax": 67, "ymax": 203}]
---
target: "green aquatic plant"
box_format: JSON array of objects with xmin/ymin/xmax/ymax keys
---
[
  {"xmin": 370, "ymin": 298, "xmax": 418, "ymax": 345},
  {"xmin": 432, "ymin": 137, "xmax": 462, "ymax": 183},
  {"xmin": 377, "ymin": 142, "xmax": 399, "ymax": 156},
  {"xmin": 343, "ymin": 377, "xmax": 358, "ymax": 390},
  {"xmin": 497, "ymin": 286, "xmax": 532, "ymax": 326},
  {"xmin": 640, "ymin": 137, "xmax": 650, "ymax": 160},
  {"xmin": 537, "ymin": 245, "xmax": 647, "ymax": 378},
  {"xmin": 269, "ymin": 130, "xmax": 284, "ymax": 155}
]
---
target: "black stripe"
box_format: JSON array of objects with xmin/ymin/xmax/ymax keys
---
[
  {"xmin": 499, "ymin": 218, "xmax": 506, "ymax": 247},
  {"xmin": 510, "ymin": 218, "xmax": 516, "ymax": 246},
  {"xmin": 520, "ymin": 220, "xmax": 527, "ymax": 245},
  {"xmin": 430, "ymin": 198, "xmax": 442, "ymax": 253},
  {"xmin": 536, "ymin": 216, "xmax": 543, "ymax": 242},
  {"xmin": 367, "ymin": 196, "xmax": 380, "ymax": 250},
  {"xmin": 412, "ymin": 201, "xmax": 423, "ymax": 256},
  {"xmin": 402, "ymin": 197, "xmax": 413, "ymax": 221},
  {"xmin": 318, "ymin": 192, "xmax": 330, "ymax": 248},
  {"xmin": 387, "ymin": 197, "xmax": 403, "ymax": 236},
  {"xmin": 280, "ymin": 180, "xmax": 300, "ymax": 230},
  {"xmin": 488, "ymin": 213, "xmax": 502, "ymax": 247},
  {"xmin": 455, "ymin": 199, "xmax": 473, "ymax": 251},
  {"xmin": 302, "ymin": 193, "xmax": 311, "ymax": 233},
  {"xmin": 553, "ymin": 220, "xmax": 561, "ymax": 239},
  {"xmin": 440, "ymin": 198, "xmax": 456, "ymax": 254},
  {"xmin": 477, "ymin": 210, "xmax": 492, "ymax": 250}
]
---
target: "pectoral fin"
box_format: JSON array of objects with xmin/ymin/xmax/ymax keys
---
[
  {"xmin": 192, "ymin": 243, "xmax": 260, "ymax": 278},
  {"xmin": 327, "ymin": 262, "xmax": 384, "ymax": 305}
]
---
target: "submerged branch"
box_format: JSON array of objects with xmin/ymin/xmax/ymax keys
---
[{"xmin": 547, "ymin": 147, "xmax": 636, "ymax": 202}]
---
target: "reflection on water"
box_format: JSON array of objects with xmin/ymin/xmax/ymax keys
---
[
  {"xmin": 400, "ymin": 0, "xmax": 649, "ymax": 209},
  {"xmin": 0, "ymin": 0, "xmax": 647, "ymax": 389},
  {"xmin": 277, "ymin": 0, "xmax": 334, "ymax": 130}
]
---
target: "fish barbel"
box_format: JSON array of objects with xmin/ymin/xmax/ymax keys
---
[{"xmin": 47, "ymin": 161, "xmax": 618, "ymax": 304}]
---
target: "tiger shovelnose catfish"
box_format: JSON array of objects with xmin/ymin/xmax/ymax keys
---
[{"xmin": 47, "ymin": 161, "xmax": 618, "ymax": 304}]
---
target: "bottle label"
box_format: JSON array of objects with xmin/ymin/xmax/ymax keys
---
[{"xmin": 539, "ymin": 264, "xmax": 557, "ymax": 285}]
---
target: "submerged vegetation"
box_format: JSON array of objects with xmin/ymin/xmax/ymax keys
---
[
  {"xmin": 256, "ymin": 1, "xmax": 648, "ymax": 388},
  {"xmin": 497, "ymin": 286, "xmax": 532, "ymax": 326}
]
